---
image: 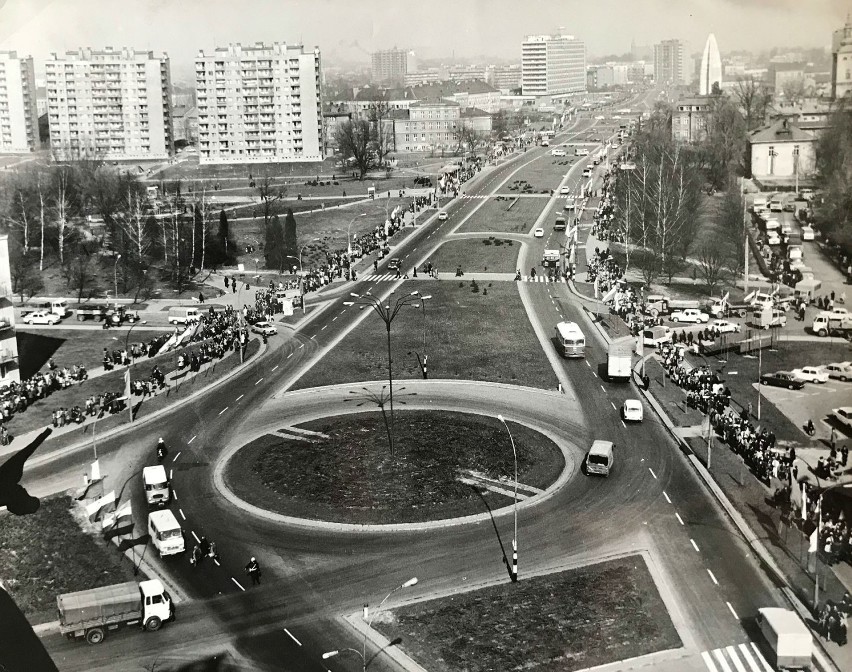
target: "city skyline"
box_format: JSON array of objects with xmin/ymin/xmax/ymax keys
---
[{"xmin": 0, "ymin": 0, "xmax": 846, "ymax": 83}]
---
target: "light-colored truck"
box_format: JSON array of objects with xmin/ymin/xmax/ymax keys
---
[
  {"xmin": 607, "ymin": 336, "xmax": 634, "ymax": 381},
  {"xmin": 58, "ymin": 579, "xmax": 174, "ymax": 644},
  {"xmin": 643, "ymin": 294, "xmax": 700, "ymax": 318},
  {"xmin": 143, "ymin": 465, "xmax": 170, "ymax": 508},
  {"xmin": 756, "ymin": 607, "xmax": 812, "ymax": 670},
  {"xmin": 750, "ymin": 306, "xmax": 787, "ymax": 330},
  {"xmin": 812, "ymin": 314, "xmax": 852, "ymax": 338}
]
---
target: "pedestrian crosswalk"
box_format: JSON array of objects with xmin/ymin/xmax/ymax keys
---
[
  {"xmin": 700, "ymin": 642, "xmax": 775, "ymax": 672},
  {"xmin": 357, "ymin": 274, "xmax": 572, "ymax": 284}
]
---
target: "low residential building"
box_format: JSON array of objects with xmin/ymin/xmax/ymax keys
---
[
  {"xmin": 459, "ymin": 107, "xmax": 492, "ymax": 133},
  {"xmin": 0, "ymin": 51, "xmax": 40, "ymax": 153},
  {"xmin": 382, "ymin": 100, "xmax": 460, "ymax": 152},
  {"xmin": 0, "ymin": 234, "xmax": 19, "ymax": 387},
  {"xmin": 672, "ymin": 95, "xmax": 713, "ymax": 143},
  {"xmin": 746, "ymin": 117, "xmax": 816, "ymax": 188},
  {"xmin": 404, "ymin": 69, "xmax": 442, "ymax": 87},
  {"xmin": 322, "ymin": 110, "xmax": 351, "ymax": 157},
  {"xmin": 171, "ymin": 104, "xmax": 197, "ymax": 144},
  {"xmin": 407, "ymin": 80, "xmax": 500, "ymax": 113},
  {"xmin": 769, "ymin": 62, "xmax": 806, "ymax": 95},
  {"xmin": 487, "ymin": 64, "xmax": 522, "ymax": 93}
]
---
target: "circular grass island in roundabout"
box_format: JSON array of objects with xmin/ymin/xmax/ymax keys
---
[{"xmin": 223, "ymin": 410, "xmax": 566, "ymax": 525}]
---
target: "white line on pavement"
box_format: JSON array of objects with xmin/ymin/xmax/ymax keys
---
[
  {"xmin": 310, "ymin": 335, "xmax": 316, "ymax": 339},
  {"xmin": 621, "ymin": 420, "xmax": 626, "ymax": 428},
  {"xmin": 340, "ymin": 310, "xmax": 346, "ymax": 315},
  {"xmin": 172, "ymin": 489, "xmax": 177, "ymax": 500},
  {"xmin": 707, "ymin": 569, "xmax": 719, "ymax": 585},
  {"xmin": 192, "ymin": 530, "xmax": 200, "ymax": 543},
  {"xmin": 332, "ymin": 316, "xmax": 338, "ymax": 321},
  {"xmin": 236, "ymin": 394, "xmax": 244, "ymax": 401},
  {"xmin": 701, "ymin": 651, "xmax": 719, "ymax": 672},
  {"xmin": 214, "ymin": 559, "xmax": 221, "ymax": 566},
  {"xmin": 255, "ymin": 378, "xmax": 263, "ymax": 385},
  {"xmin": 663, "ymin": 491, "xmax": 671, "ymax": 503},
  {"xmin": 188, "ymin": 435, "xmax": 196, "ymax": 444},
  {"xmin": 727, "ymin": 602, "xmax": 739, "ymax": 619},
  {"xmin": 179, "ymin": 508, "xmax": 185, "ymax": 520},
  {"xmin": 690, "ymin": 538, "xmax": 700, "ymax": 552},
  {"xmin": 231, "ymin": 577, "xmax": 245, "ymax": 591},
  {"xmin": 648, "ymin": 467, "xmax": 657, "ymax": 479},
  {"xmin": 169, "ymin": 469, "xmax": 173, "ymax": 480},
  {"xmin": 284, "ymin": 628, "xmax": 302, "ymax": 646},
  {"xmin": 600, "ymin": 384, "xmax": 605, "ymax": 392},
  {"xmin": 675, "ymin": 512, "xmax": 685, "ymax": 525},
  {"xmin": 272, "ymin": 365, "xmax": 279, "ymax": 371},
  {"xmin": 321, "ymin": 325, "xmax": 327, "ymax": 330},
  {"xmin": 610, "ymin": 401, "xmax": 616, "ymax": 410},
  {"xmin": 712, "ymin": 649, "xmax": 734, "ymax": 672},
  {"xmin": 219, "ymin": 407, "xmax": 228, "ymax": 415},
  {"xmin": 173, "ymin": 451, "xmax": 182, "ymax": 461},
  {"xmin": 586, "ymin": 361, "xmax": 591, "ymax": 367},
  {"xmin": 287, "ymin": 353, "xmax": 293, "ymax": 359},
  {"xmin": 299, "ymin": 344, "xmax": 304, "ymax": 348}
]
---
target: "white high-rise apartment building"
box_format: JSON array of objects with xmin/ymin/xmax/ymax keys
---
[
  {"xmin": 45, "ymin": 47, "xmax": 173, "ymax": 160},
  {"xmin": 522, "ymin": 34, "xmax": 586, "ymax": 97},
  {"xmin": 195, "ymin": 42, "xmax": 322, "ymax": 164},
  {"xmin": 654, "ymin": 39, "xmax": 686, "ymax": 86},
  {"xmin": 0, "ymin": 51, "xmax": 39, "ymax": 153}
]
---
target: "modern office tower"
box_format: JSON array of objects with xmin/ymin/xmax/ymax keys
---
[
  {"xmin": 0, "ymin": 51, "xmax": 39, "ymax": 153},
  {"xmin": 195, "ymin": 42, "xmax": 322, "ymax": 164},
  {"xmin": 371, "ymin": 48, "xmax": 408, "ymax": 85},
  {"xmin": 45, "ymin": 47, "xmax": 174, "ymax": 160},
  {"xmin": 699, "ymin": 34, "xmax": 723, "ymax": 95},
  {"xmin": 654, "ymin": 39, "xmax": 686, "ymax": 86},
  {"xmin": 521, "ymin": 34, "xmax": 586, "ymax": 97}
]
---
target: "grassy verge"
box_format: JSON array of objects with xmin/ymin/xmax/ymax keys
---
[
  {"xmin": 428, "ymin": 239, "xmax": 520, "ymax": 274},
  {"xmin": 512, "ymin": 156, "xmax": 574, "ymax": 192},
  {"xmin": 375, "ymin": 555, "xmax": 681, "ymax": 672},
  {"xmin": 295, "ymin": 281, "xmax": 558, "ymax": 390},
  {"xmin": 224, "ymin": 411, "xmax": 564, "ymax": 524},
  {"xmin": 0, "ymin": 496, "xmax": 142, "ymax": 623},
  {"xmin": 457, "ymin": 197, "xmax": 546, "ymax": 234}
]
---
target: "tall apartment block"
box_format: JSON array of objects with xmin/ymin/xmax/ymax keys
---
[
  {"xmin": 371, "ymin": 48, "xmax": 408, "ymax": 85},
  {"xmin": 0, "ymin": 51, "xmax": 39, "ymax": 153},
  {"xmin": 195, "ymin": 42, "xmax": 322, "ymax": 164},
  {"xmin": 654, "ymin": 39, "xmax": 686, "ymax": 86},
  {"xmin": 521, "ymin": 34, "xmax": 586, "ymax": 97},
  {"xmin": 45, "ymin": 47, "xmax": 174, "ymax": 160}
]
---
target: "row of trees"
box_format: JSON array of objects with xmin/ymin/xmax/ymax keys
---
[{"xmin": 813, "ymin": 98, "xmax": 852, "ymax": 251}]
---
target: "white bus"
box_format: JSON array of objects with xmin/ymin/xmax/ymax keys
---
[{"xmin": 555, "ymin": 321, "xmax": 586, "ymax": 358}]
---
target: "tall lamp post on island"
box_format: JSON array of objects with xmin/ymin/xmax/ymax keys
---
[
  {"xmin": 497, "ymin": 414, "xmax": 519, "ymax": 582},
  {"xmin": 113, "ymin": 254, "xmax": 122, "ymax": 301}
]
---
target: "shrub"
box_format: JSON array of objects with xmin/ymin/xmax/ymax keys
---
[{"xmin": 482, "ymin": 239, "xmax": 492, "ymax": 245}]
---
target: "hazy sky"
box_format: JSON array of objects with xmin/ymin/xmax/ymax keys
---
[{"xmin": 1, "ymin": 0, "xmax": 847, "ymax": 82}]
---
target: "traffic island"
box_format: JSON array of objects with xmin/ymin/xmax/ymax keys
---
[
  {"xmin": 223, "ymin": 410, "xmax": 565, "ymax": 525},
  {"xmin": 371, "ymin": 554, "xmax": 682, "ymax": 672}
]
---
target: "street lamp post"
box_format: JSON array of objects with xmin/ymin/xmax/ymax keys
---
[
  {"xmin": 344, "ymin": 291, "xmax": 423, "ymax": 457},
  {"xmin": 497, "ymin": 414, "xmax": 519, "ymax": 582},
  {"xmin": 414, "ymin": 295, "xmax": 432, "ymax": 378},
  {"xmin": 113, "ymin": 254, "xmax": 122, "ymax": 301},
  {"xmin": 299, "ymin": 246, "xmax": 307, "ymax": 314}
]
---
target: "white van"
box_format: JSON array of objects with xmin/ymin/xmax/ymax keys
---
[
  {"xmin": 756, "ymin": 608, "xmax": 812, "ymax": 670},
  {"xmin": 585, "ymin": 440, "xmax": 614, "ymax": 477},
  {"xmin": 148, "ymin": 510, "xmax": 184, "ymax": 557},
  {"xmin": 752, "ymin": 195, "xmax": 768, "ymax": 209},
  {"xmin": 143, "ymin": 465, "xmax": 170, "ymax": 508},
  {"xmin": 168, "ymin": 306, "xmax": 200, "ymax": 325},
  {"xmin": 575, "ymin": 148, "xmax": 589, "ymax": 156},
  {"xmin": 787, "ymin": 245, "xmax": 803, "ymax": 261}
]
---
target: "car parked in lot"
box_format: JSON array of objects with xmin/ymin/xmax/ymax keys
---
[
  {"xmin": 760, "ymin": 371, "xmax": 805, "ymax": 390},
  {"xmin": 534, "ymin": 228, "xmax": 545, "ymax": 238},
  {"xmin": 670, "ymin": 308, "xmax": 710, "ymax": 324},
  {"xmin": 622, "ymin": 399, "xmax": 643, "ymax": 422},
  {"xmin": 251, "ymin": 321, "xmax": 278, "ymax": 336},
  {"xmin": 791, "ymin": 366, "xmax": 829, "ymax": 384},
  {"xmin": 824, "ymin": 362, "xmax": 852, "ymax": 381},
  {"xmin": 801, "ymin": 226, "xmax": 815, "ymax": 241},
  {"xmin": 437, "ymin": 211, "xmax": 448, "ymax": 221},
  {"xmin": 23, "ymin": 310, "xmax": 61, "ymax": 325},
  {"xmin": 832, "ymin": 407, "xmax": 852, "ymax": 431},
  {"xmin": 551, "ymin": 149, "xmax": 566, "ymax": 157},
  {"xmin": 709, "ymin": 320, "xmax": 741, "ymax": 334}
]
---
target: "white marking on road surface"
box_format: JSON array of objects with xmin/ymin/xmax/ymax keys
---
[
  {"xmin": 169, "ymin": 469, "xmax": 173, "ymax": 480},
  {"xmin": 675, "ymin": 512, "xmax": 685, "ymax": 526},
  {"xmin": 188, "ymin": 435, "xmax": 196, "ymax": 444},
  {"xmin": 600, "ymin": 384, "xmax": 605, "ymax": 392},
  {"xmin": 172, "ymin": 489, "xmax": 177, "ymax": 501},
  {"xmin": 701, "ymin": 651, "xmax": 720, "ymax": 672},
  {"xmin": 287, "ymin": 353, "xmax": 293, "ymax": 359},
  {"xmin": 332, "ymin": 316, "xmax": 338, "ymax": 321},
  {"xmin": 219, "ymin": 407, "xmax": 228, "ymax": 415},
  {"xmin": 272, "ymin": 365, "xmax": 279, "ymax": 371},
  {"xmin": 712, "ymin": 649, "xmax": 734, "ymax": 672},
  {"xmin": 214, "ymin": 559, "xmax": 220, "ymax": 566},
  {"xmin": 586, "ymin": 360, "xmax": 591, "ymax": 367},
  {"xmin": 173, "ymin": 451, "xmax": 182, "ymax": 461},
  {"xmin": 299, "ymin": 344, "xmax": 304, "ymax": 348},
  {"xmin": 690, "ymin": 538, "xmax": 700, "ymax": 552},
  {"xmin": 648, "ymin": 467, "xmax": 657, "ymax": 479},
  {"xmin": 610, "ymin": 401, "xmax": 616, "ymax": 410},
  {"xmin": 231, "ymin": 577, "xmax": 245, "ymax": 591},
  {"xmin": 310, "ymin": 335, "xmax": 316, "ymax": 339},
  {"xmin": 284, "ymin": 628, "xmax": 302, "ymax": 646},
  {"xmin": 236, "ymin": 394, "xmax": 244, "ymax": 401},
  {"xmin": 340, "ymin": 310, "xmax": 346, "ymax": 315},
  {"xmin": 727, "ymin": 602, "xmax": 740, "ymax": 620},
  {"xmin": 749, "ymin": 642, "xmax": 774, "ymax": 672},
  {"xmin": 255, "ymin": 378, "xmax": 263, "ymax": 385},
  {"xmin": 725, "ymin": 647, "xmax": 748, "ymax": 672},
  {"xmin": 663, "ymin": 491, "xmax": 671, "ymax": 504},
  {"xmin": 707, "ymin": 569, "xmax": 719, "ymax": 585},
  {"xmin": 621, "ymin": 420, "xmax": 626, "ymax": 428},
  {"xmin": 179, "ymin": 508, "xmax": 185, "ymax": 520},
  {"xmin": 192, "ymin": 530, "xmax": 200, "ymax": 543}
]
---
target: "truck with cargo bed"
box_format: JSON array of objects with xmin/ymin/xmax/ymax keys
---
[
  {"xmin": 58, "ymin": 579, "xmax": 174, "ymax": 644},
  {"xmin": 75, "ymin": 304, "xmax": 108, "ymax": 321},
  {"xmin": 750, "ymin": 306, "xmax": 787, "ymax": 330},
  {"xmin": 643, "ymin": 294, "xmax": 700, "ymax": 318},
  {"xmin": 812, "ymin": 314, "xmax": 852, "ymax": 338},
  {"xmin": 607, "ymin": 336, "xmax": 634, "ymax": 381}
]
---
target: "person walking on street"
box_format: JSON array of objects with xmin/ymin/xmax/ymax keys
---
[
  {"xmin": 830, "ymin": 427, "xmax": 838, "ymax": 452},
  {"xmin": 245, "ymin": 557, "xmax": 261, "ymax": 585}
]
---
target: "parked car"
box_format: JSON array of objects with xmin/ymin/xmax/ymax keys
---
[
  {"xmin": 534, "ymin": 228, "xmax": 545, "ymax": 238},
  {"xmin": 670, "ymin": 308, "xmax": 710, "ymax": 324},
  {"xmin": 251, "ymin": 321, "xmax": 277, "ymax": 336},
  {"xmin": 437, "ymin": 211, "xmax": 448, "ymax": 221},
  {"xmin": 23, "ymin": 310, "xmax": 61, "ymax": 325},
  {"xmin": 832, "ymin": 407, "xmax": 852, "ymax": 431},
  {"xmin": 709, "ymin": 320, "xmax": 741, "ymax": 334},
  {"xmin": 824, "ymin": 362, "xmax": 852, "ymax": 381},
  {"xmin": 551, "ymin": 149, "xmax": 566, "ymax": 157},
  {"xmin": 766, "ymin": 232, "xmax": 781, "ymax": 246},
  {"xmin": 801, "ymin": 226, "xmax": 815, "ymax": 241},
  {"xmin": 622, "ymin": 399, "xmax": 643, "ymax": 423},
  {"xmin": 791, "ymin": 366, "xmax": 829, "ymax": 384},
  {"xmin": 760, "ymin": 371, "xmax": 805, "ymax": 390}
]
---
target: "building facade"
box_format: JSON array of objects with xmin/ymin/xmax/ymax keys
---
[
  {"xmin": 521, "ymin": 34, "xmax": 586, "ymax": 97},
  {"xmin": 371, "ymin": 48, "xmax": 408, "ymax": 85},
  {"xmin": 654, "ymin": 39, "xmax": 686, "ymax": 86},
  {"xmin": 0, "ymin": 234, "xmax": 19, "ymax": 387},
  {"xmin": 195, "ymin": 42, "xmax": 322, "ymax": 164},
  {"xmin": 832, "ymin": 16, "xmax": 852, "ymax": 99},
  {"xmin": 382, "ymin": 100, "xmax": 460, "ymax": 152},
  {"xmin": 45, "ymin": 47, "xmax": 173, "ymax": 160},
  {"xmin": 487, "ymin": 64, "xmax": 522, "ymax": 93},
  {"xmin": 0, "ymin": 52, "xmax": 39, "ymax": 154},
  {"xmin": 672, "ymin": 95, "xmax": 712, "ymax": 143},
  {"xmin": 747, "ymin": 117, "xmax": 816, "ymax": 186},
  {"xmin": 171, "ymin": 105, "xmax": 198, "ymax": 144},
  {"xmin": 699, "ymin": 33, "xmax": 722, "ymax": 95}
]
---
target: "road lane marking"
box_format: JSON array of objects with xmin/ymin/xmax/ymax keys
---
[
  {"xmin": 621, "ymin": 420, "xmax": 626, "ymax": 428},
  {"xmin": 600, "ymin": 384, "xmax": 605, "ymax": 392},
  {"xmin": 255, "ymin": 378, "xmax": 264, "ymax": 385},
  {"xmin": 333, "ymin": 316, "xmax": 338, "ymax": 321},
  {"xmin": 701, "ymin": 652, "xmax": 719, "ymax": 672},
  {"xmin": 179, "ymin": 508, "xmax": 185, "ymax": 520},
  {"xmin": 287, "ymin": 353, "xmax": 293, "ymax": 359},
  {"xmin": 219, "ymin": 407, "xmax": 228, "ymax": 415},
  {"xmin": 610, "ymin": 401, "xmax": 617, "ymax": 410},
  {"xmin": 169, "ymin": 469, "xmax": 173, "ymax": 480},
  {"xmin": 690, "ymin": 538, "xmax": 700, "ymax": 552},
  {"xmin": 172, "ymin": 489, "xmax": 177, "ymax": 501},
  {"xmin": 236, "ymin": 394, "xmax": 244, "ymax": 401},
  {"xmin": 321, "ymin": 325, "xmax": 327, "ymax": 330},
  {"xmin": 727, "ymin": 602, "xmax": 740, "ymax": 620},
  {"xmin": 663, "ymin": 491, "xmax": 671, "ymax": 504},
  {"xmin": 675, "ymin": 512, "xmax": 685, "ymax": 525},
  {"xmin": 284, "ymin": 628, "xmax": 302, "ymax": 646},
  {"xmin": 712, "ymin": 649, "xmax": 734, "ymax": 672},
  {"xmin": 592, "ymin": 371, "xmax": 597, "ymax": 377},
  {"xmin": 299, "ymin": 344, "xmax": 304, "ymax": 348},
  {"xmin": 214, "ymin": 559, "xmax": 221, "ymax": 566},
  {"xmin": 187, "ymin": 435, "xmax": 196, "ymax": 444},
  {"xmin": 272, "ymin": 365, "xmax": 279, "ymax": 371},
  {"xmin": 725, "ymin": 646, "xmax": 747, "ymax": 672},
  {"xmin": 340, "ymin": 310, "xmax": 346, "ymax": 315},
  {"xmin": 648, "ymin": 468, "xmax": 657, "ymax": 479},
  {"xmin": 749, "ymin": 642, "xmax": 774, "ymax": 672},
  {"xmin": 231, "ymin": 577, "xmax": 245, "ymax": 591},
  {"xmin": 173, "ymin": 451, "xmax": 182, "ymax": 461},
  {"xmin": 311, "ymin": 335, "xmax": 316, "ymax": 339},
  {"xmin": 192, "ymin": 530, "xmax": 200, "ymax": 543},
  {"xmin": 707, "ymin": 569, "xmax": 719, "ymax": 585}
]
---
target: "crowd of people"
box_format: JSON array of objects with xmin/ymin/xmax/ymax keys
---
[{"xmin": 587, "ymin": 247, "xmax": 624, "ymax": 294}]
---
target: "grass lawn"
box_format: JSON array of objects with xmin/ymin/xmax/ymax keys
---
[
  {"xmin": 375, "ymin": 555, "xmax": 681, "ymax": 672},
  {"xmin": 155, "ymin": 156, "xmax": 332, "ymax": 181},
  {"xmin": 427, "ymin": 239, "xmax": 519, "ymax": 274},
  {"xmin": 296, "ymin": 281, "xmax": 558, "ymax": 390},
  {"xmin": 224, "ymin": 411, "xmax": 563, "ymax": 524},
  {"xmin": 457, "ymin": 197, "xmax": 545, "ymax": 234},
  {"xmin": 512, "ymin": 156, "xmax": 573, "ymax": 192},
  {"xmin": 0, "ymin": 496, "xmax": 142, "ymax": 623}
]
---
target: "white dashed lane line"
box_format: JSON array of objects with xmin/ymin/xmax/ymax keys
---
[
  {"xmin": 284, "ymin": 628, "xmax": 302, "ymax": 646},
  {"xmin": 707, "ymin": 569, "xmax": 719, "ymax": 585},
  {"xmin": 648, "ymin": 467, "xmax": 657, "ymax": 479},
  {"xmin": 272, "ymin": 365, "xmax": 279, "ymax": 371},
  {"xmin": 191, "ymin": 530, "xmax": 200, "ymax": 543},
  {"xmin": 287, "ymin": 353, "xmax": 293, "ymax": 359},
  {"xmin": 236, "ymin": 394, "xmax": 243, "ymax": 401},
  {"xmin": 299, "ymin": 344, "xmax": 304, "ymax": 349},
  {"xmin": 726, "ymin": 602, "xmax": 739, "ymax": 619},
  {"xmin": 231, "ymin": 577, "xmax": 245, "ymax": 592},
  {"xmin": 187, "ymin": 435, "xmax": 196, "ymax": 444},
  {"xmin": 173, "ymin": 451, "xmax": 182, "ymax": 462},
  {"xmin": 218, "ymin": 407, "xmax": 228, "ymax": 415},
  {"xmin": 675, "ymin": 512, "xmax": 685, "ymax": 526},
  {"xmin": 321, "ymin": 325, "xmax": 327, "ymax": 331},
  {"xmin": 663, "ymin": 491, "xmax": 671, "ymax": 504},
  {"xmin": 172, "ymin": 489, "xmax": 177, "ymax": 501},
  {"xmin": 169, "ymin": 469, "xmax": 173, "ymax": 479},
  {"xmin": 255, "ymin": 378, "xmax": 263, "ymax": 385},
  {"xmin": 179, "ymin": 508, "xmax": 185, "ymax": 520},
  {"xmin": 690, "ymin": 539, "xmax": 700, "ymax": 552}
]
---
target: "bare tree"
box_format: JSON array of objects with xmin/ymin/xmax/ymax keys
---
[
  {"xmin": 696, "ymin": 235, "xmax": 728, "ymax": 291},
  {"xmin": 120, "ymin": 188, "xmax": 152, "ymax": 267},
  {"xmin": 368, "ymin": 101, "xmax": 395, "ymax": 166},
  {"xmin": 334, "ymin": 119, "xmax": 373, "ymax": 180},
  {"xmin": 36, "ymin": 175, "xmax": 46, "ymax": 271},
  {"xmin": 734, "ymin": 76, "xmax": 772, "ymax": 132},
  {"xmin": 781, "ymin": 77, "xmax": 807, "ymax": 106},
  {"xmin": 62, "ymin": 241, "xmax": 101, "ymax": 303},
  {"xmin": 254, "ymin": 173, "xmax": 282, "ymax": 228}
]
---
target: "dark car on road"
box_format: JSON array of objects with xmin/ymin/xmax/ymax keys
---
[
  {"xmin": 387, "ymin": 257, "xmax": 401, "ymax": 271},
  {"xmin": 760, "ymin": 371, "xmax": 805, "ymax": 390}
]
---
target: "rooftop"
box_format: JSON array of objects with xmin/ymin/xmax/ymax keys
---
[{"xmin": 748, "ymin": 117, "xmax": 815, "ymax": 144}]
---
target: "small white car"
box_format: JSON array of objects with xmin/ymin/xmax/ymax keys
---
[
  {"xmin": 23, "ymin": 310, "xmax": 61, "ymax": 325},
  {"xmin": 832, "ymin": 407, "xmax": 852, "ymax": 431},
  {"xmin": 792, "ymin": 366, "xmax": 829, "ymax": 384},
  {"xmin": 541, "ymin": 140, "xmax": 550, "ymax": 147},
  {"xmin": 622, "ymin": 399, "xmax": 643, "ymax": 422},
  {"xmin": 820, "ymin": 307, "xmax": 849, "ymax": 319},
  {"xmin": 824, "ymin": 362, "xmax": 852, "ymax": 382},
  {"xmin": 766, "ymin": 232, "xmax": 781, "ymax": 246},
  {"xmin": 251, "ymin": 321, "xmax": 277, "ymax": 336},
  {"xmin": 801, "ymin": 226, "xmax": 815, "ymax": 241},
  {"xmin": 551, "ymin": 149, "xmax": 566, "ymax": 157},
  {"xmin": 438, "ymin": 211, "xmax": 449, "ymax": 221},
  {"xmin": 670, "ymin": 308, "xmax": 710, "ymax": 324},
  {"xmin": 764, "ymin": 219, "xmax": 781, "ymax": 231},
  {"xmin": 560, "ymin": 186, "xmax": 571, "ymax": 195},
  {"xmin": 709, "ymin": 320, "xmax": 741, "ymax": 334},
  {"xmin": 533, "ymin": 228, "xmax": 545, "ymax": 238}
]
